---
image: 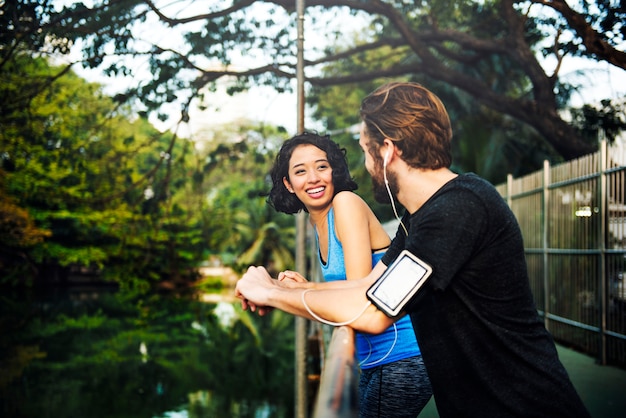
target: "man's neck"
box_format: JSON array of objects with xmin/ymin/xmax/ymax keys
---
[{"xmin": 396, "ymin": 167, "xmax": 458, "ymax": 214}]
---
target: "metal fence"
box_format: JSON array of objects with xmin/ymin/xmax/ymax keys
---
[{"xmin": 495, "ymin": 140, "xmax": 626, "ymax": 367}]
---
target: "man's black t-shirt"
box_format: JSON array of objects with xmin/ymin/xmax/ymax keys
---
[{"xmin": 381, "ymin": 173, "xmax": 589, "ymax": 417}]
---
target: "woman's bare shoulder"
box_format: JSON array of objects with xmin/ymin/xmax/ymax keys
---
[{"xmin": 333, "ymin": 190, "xmax": 368, "ymax": 208}]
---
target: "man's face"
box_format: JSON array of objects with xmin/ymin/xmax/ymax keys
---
[{"xmin": 359, "ymin": 122, "xmax": 394, "ymax": 204}]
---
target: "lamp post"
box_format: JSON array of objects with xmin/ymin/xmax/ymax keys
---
[{"xmin": 295, "ymin": 1, "xmax": 307, "ymax": 417}]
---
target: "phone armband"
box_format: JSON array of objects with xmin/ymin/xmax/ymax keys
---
[{"xmin": 366, "ymin": 250, "xmax": 433, "ymax": 317}]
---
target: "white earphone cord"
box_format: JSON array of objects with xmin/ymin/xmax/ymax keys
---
[
  {"xmin": 302, "ymin": 288, "xmax": 399, "ymax": 366},
  {"xmin": 358, "ymin": 322, "xmax": 398, "ymax": 367},
  {"xmin": 301, "ymin": 289, "xmax": 371, "ymax": 326},
  {"xmin": 384, "ymin": 162, "xmax": 408, "ymax": 236}
]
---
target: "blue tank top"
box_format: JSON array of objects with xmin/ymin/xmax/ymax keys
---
[{"xmin": 316, "ymin": 208, "xmax": 422, "ymax": 369}]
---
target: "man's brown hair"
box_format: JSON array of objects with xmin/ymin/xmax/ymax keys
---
[{"xmin": 359, "ymin": 82, "xmax": 453, "ymax": 169}]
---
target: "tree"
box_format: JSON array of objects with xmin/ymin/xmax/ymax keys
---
[
  {"xmin": 305, "ymin": 46, "xmax": 561, "ymax": 189},
  {"xmin": 0, "ymin": 48, "xmax": 296, "ymax": 290},
  {"xmin": 4, "ymin": 0, "xmax": 624, "ymax": 161},
  {"xmin": 0, "ymin": 54, "xmax": 208, "ymax": 290},
  {"xmin": 0, "ymin": 174, "xmax": 52, "ymax": 284},
  {"xmin": 192, "ymin": 123, "xmax": 295, "ymax": 272}
]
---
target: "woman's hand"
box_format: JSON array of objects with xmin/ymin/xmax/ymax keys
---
[{"xmin": 277, "ymin": 270, "xmax": 308, "ymax": 283}]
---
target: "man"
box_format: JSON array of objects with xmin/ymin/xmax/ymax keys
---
[{"xmin": 236, "ymin": 82, "xmax": 589, "ymax": 417}]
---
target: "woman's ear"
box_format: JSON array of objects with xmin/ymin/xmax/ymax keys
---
[{"xmin": 283, "ymin": 177, "xmax": 294, "ymax": 193}]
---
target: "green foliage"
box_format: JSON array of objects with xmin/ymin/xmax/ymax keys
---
[
  {"xmin": 0, "ymin": 292, "xmax": 295, "ymax": 417},
  {"xmin": 569, "ymin": 99, "xmax": 626, "ymax": 145},
  {"xmin": 0, "ymin": 172, "xmax": 53, "ymax": 284},
  {"xmin": 0, "ymin": 48, "xmax": 299, "ymax": 292},
  {"xmin": 0, "ymin": 56, "xmax": 184, "ymax": 288},
  {"xmin": 193, "ymin": 276, "xmax": 225, "ymax": 291},
  {"xmin": 188, "ymin": 124, "xmax": 295, "ymax": 273}
]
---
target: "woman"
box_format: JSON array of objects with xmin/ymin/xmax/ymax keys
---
[{"xmin": 267, "ymin": 132, "xmax": 432, "ymax": 418}]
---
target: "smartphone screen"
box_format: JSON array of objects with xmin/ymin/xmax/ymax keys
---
[{"xmin": 366, "ymin": 250, "xmax": 432, "ymax": 317}]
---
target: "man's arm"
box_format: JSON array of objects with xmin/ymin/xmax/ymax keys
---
[{"xmin": 235, "ymin": 262, "xmax": 395, "ymax": 334}]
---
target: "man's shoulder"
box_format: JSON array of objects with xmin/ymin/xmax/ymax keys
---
[
  {"xmin": 443, "ymin": 173, "xmax": 500, "ymax": 200},
  {"xmin": 454, "ymin": 172, "xmax": 493, "ymax": 188},
  {"xmin": 414, "ymin": 173, "xmax": 501, "ymax": 219}
]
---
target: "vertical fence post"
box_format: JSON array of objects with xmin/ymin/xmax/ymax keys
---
[
  {"xmin": 599, "ymin": 139, "xmax": 608, "ymax": 365},
  {"xmin": 542, "ymin": 160, "xmax": 551, "ymax": 329},
  {"xmin": 506, "ymin": 173, "xmax": 513, "ymax": 207}
]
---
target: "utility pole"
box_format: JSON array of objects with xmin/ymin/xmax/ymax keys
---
[{"xmin": 294, "ymin": 1, "xmax": 308, "ymax": 417}]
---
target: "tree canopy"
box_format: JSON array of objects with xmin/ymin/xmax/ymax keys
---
[
  {"xmin": 3, "ymin": 0, "xmax": 624, "ymax": 160},
  {"xmin": 0, "ymin": 53, "xmax": 292, "ymax": 289}
]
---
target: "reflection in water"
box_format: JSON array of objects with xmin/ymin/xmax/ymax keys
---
[
  {"xmin": 214, "ymin": 302, "xmax": 237, "ymax": 329},
  {"xmin": 157, "ymin": 391, "xmax": 275, "ymax": 418},
  {"xmin": 0, "ymin": 288, "xmax": 295, "ymax": 418}
]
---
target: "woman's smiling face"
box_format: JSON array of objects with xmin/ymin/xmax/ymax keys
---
[{"xmin": 283, "ymin": 144, "xmax": 335, "ymax": 211}]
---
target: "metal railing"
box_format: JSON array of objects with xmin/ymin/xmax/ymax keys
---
[
  {"xmin": 312, "ymin": 326, "xmax": 359, "ymax": 418},
  {"xmin": 496, "ymin": 140, "xmax": 626, "ymax": 366}
]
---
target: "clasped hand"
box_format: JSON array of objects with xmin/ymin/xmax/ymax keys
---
[
  {"xmin": 234, "ymin": 266, "xmax": 274, "ymax": 315},
  {"xmin": 235, "ymin": 266, "xmax": 308, "ymax": 315}
]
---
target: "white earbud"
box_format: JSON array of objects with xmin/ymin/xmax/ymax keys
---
[{"xmin": 384, "ymin": 149, "xmax": 390, "ymax": 167}]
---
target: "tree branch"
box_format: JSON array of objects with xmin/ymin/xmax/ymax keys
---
[
  {"xmin": 143, "ymin": 0, "xmax": 258, "ymax": 27},
  {"xmin": 531, "ymin": 0, "xmax": 626, "ymax": 69}
]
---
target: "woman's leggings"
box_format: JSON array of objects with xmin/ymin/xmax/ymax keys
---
[{"xmin": 358, "ymin": 355, "xmax": 433, "ymax": 418}]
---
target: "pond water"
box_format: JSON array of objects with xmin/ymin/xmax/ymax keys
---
[{"xmin": 0, "ymin": 286, "xmax": 295, "ymax": 418}]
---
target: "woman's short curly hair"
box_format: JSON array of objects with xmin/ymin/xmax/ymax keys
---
[{"xmin": 268, "ymin": 132, "xmax": 358, "ymax": 214}]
